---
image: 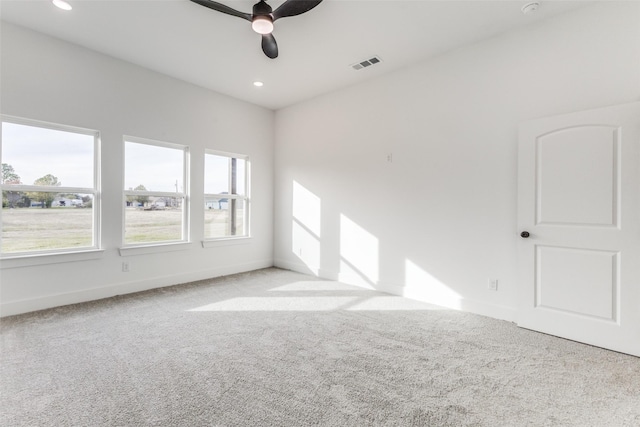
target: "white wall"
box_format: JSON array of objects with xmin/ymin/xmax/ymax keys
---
[
  {"xmin": 0, "ymin": 23, "xmax": 275, "ymax": 315},
  {"xmin": 274, "ymin": 2, "xmax": 640, "ymax": 321}
]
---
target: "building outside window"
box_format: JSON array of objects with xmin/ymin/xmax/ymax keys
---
[
  {"xmin": 204, "ymin": 150, "xmax": 249, "ymax": 240},
  {"xmin": 123, "ymin": 136, "xmax": 189, "ymax": 246},
  {"xmin": 1, "ymin": 117, "xmax": 100, "ymax": 256}
]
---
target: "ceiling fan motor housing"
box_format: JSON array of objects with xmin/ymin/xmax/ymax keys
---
[
  {"xmin": 251, "ymin": 1, "xmax": 274, "ymax": 35},
  {"xmin": 253, "ymin": 0, "xmax": 273, "ymax": 17},
  {"xmin": 191, "ymin": 0, "xmax": 324, "ymax": 58}
]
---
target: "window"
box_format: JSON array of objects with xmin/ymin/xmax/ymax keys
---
[
  {"xmin": 204, "ymin": 151, "xmax": 249, "ymax": 240},
  {"xmin": 123, "ymin": 137, "xmax": 189, "ymax": 246},
  {"xmin": 1, "ymin": 117, "xmax": 100, "ymax": 256}
]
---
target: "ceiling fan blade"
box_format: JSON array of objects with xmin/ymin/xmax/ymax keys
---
[
  {"xmin": 190, "ymin": 0, "xmax": 251, "ymax": 21},
  {"xmin": 261, "ymin": 33, "xmax": 278, "ymax": 58},
  {"xmin": 273, "ymin": 0, "xmax": 322, "ymax": 21}
]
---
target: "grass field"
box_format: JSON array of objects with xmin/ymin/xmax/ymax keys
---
[
  {"xmin": 204, "ymin": 207, "xmax": 244, "ymax": 239},
  {"xmin": 124, "ymin": 208, "xmax": 183, "ymax": 244},
  {"xmin": 1, "ymin": 207, "xmax": 244, "ymax": 254},
  {"xmin": 1, "ymin": 208, "xmax": 93, "ymax": 253}
]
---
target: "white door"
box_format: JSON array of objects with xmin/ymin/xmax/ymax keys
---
[{"xmin": 517, "ymin": 102, "xmax": 640, "ymax": 357}]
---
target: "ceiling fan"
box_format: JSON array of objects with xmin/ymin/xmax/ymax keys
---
[{"xmin": 190, "ymin": 0, "xmax": 323, "ymax": 59}]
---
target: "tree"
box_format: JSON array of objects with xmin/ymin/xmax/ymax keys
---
[
  {"xmin": 82, "ymin": 195, "xmax": 93, "ymax": 208},
  {"xmin": 29, "ymin": 174, "xmax": 61, "ymax": 208},
  {"xmin": 2, "ymin": 163, "xmax": 20, "ymax": 184},
  {"xmin": 4, "ymin": 189, "xmax": 23, "ymax": 208},
  {"xmin": 1, "ymin": 163, "xmax": 23, "ymax": 208},
  {"xmin": 132, "ymin": 184, "xmax": 149, "ymax": 206},
  {"xmin": 34, "ymin": 174, "xmax": 61, "ymax": 187}
]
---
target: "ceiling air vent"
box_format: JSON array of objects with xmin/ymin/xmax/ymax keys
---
[{"xmin": 351, "ymin": 56, "xmax": 382, "ymax": 71}]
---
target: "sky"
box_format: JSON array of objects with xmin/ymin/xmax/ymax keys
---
[
  {"xmin": 2, "ymin": 122, "xmax": 94, "ymax": 188},
  {"xmin": 204, "ymin": 153, "xmax": 246, "ymax": 195},
  {"xmin": 124, "ymin": 142, "xmax": 246, "ymax": 194},
  {"xmin": 2, "ymin": 121, "xmax": 246, "ymax": 195},
  {"xmin": 124, "ymin": 141, "xmax": 184, "ymax": 192}
]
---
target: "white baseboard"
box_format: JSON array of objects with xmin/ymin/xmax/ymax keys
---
[
  {"xmin": 7, "ymin": 257, "xmax": 517, "ymax": 322},
  {"xmin": 274, "ymin": 258, "xmax": 321, "ymax": 276},
  {"xmin": 1, "ymin": 259, "xmax": 273, "ymax": 317},
  {"xmin": 274, "ymin": 257, "xmax": 517, "ymax": 322},
  {"xmin": 376, "ymin": 281, "xmax": 516, "ymax": 322}
]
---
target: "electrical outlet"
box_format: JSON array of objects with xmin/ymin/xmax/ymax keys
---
[
  {"xmin": 488, "ymin": 278, "xmax": 498, "ymax": 291},
  {"xmin": 122, "ymin": 261, "xmax": 130, "ymax": 273}
]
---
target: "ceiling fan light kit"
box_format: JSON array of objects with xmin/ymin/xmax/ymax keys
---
[
  {"xmin": 252, "ymin": 16, "xmax": 274, "ymax": 34},
  {"xmin": 190, "ymin": 0, "xmax": 323, "ymax": 58}
]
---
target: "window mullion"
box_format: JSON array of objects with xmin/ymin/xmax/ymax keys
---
[
  {"xmin": 230, "ymin": 158, "xmax": 237, "ymax": 235},
  {"xmin": 1, "ymin": 117, "xmax": 99, "ymax": 256},
  {"xmin": 1, "ymin": 185, "xmax": 94, "ymax": 194},
  {"xmin": 204, "ymin": 151, "xmax": 249, "ymax": 241},
  {"xmin": 123, "ymin": 137, "xmax": 188, "ymax": 247},
  {"xmin": 123, "ymin": 190, "xmax": 184, "ymax": 198}
]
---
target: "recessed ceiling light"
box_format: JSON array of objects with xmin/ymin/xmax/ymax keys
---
[
  {"xmin": 521, "ymin": 2, "xmax": 540, "ymax": 14},
  {"xmin": 52, "ymin": 0, "xmax": 72, "ymax": 11},
  {"xmin": 253, "ymin": 81, "xmax": 264, "ymax": 87}
]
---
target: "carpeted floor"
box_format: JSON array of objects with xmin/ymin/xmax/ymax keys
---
[{"xmin": 1, "ymin": 267, "xmax": 639, "ymax": 426}]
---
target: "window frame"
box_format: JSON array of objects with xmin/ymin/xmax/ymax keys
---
[
  {"xmin": 203, "ymin": 149, "xmax": 250, "ymax": 242},
  {"xmin": 0, "ymin": 115, "xmax": 101, "ymax": 258},
  {"xmin": 122, "ymin": 135, "xmax": 190, "ymax": 249}
]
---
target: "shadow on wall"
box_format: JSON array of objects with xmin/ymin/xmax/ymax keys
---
[{"xmin": 289, "ymin": 180, "xmax": 462, "ymax": 311}]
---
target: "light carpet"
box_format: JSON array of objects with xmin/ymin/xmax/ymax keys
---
[{"xmin": 1, "ymin": 268, "xmax": 639, "ymax": 426}]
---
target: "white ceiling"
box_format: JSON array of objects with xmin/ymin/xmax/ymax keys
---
[{"xmin": 1, "ymin": 0, "xmax": 591, "ymax": 110}]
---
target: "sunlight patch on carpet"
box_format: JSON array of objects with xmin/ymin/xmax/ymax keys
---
[{"xmin": 187, "ymin": 296, "xmax": 446, "ymax": 312}]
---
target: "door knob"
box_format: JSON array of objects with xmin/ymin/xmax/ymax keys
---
[{"xmin": 520, "ymin": 231, "xmax": 530, "ymax": 238}]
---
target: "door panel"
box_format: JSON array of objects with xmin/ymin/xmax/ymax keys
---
[
  {"xmin": 518, "ymin": 102, "xmax": 640, "ymax": 357},
  {"xmin": 536, "ymin": 246, "xmax": 617, "ymax": 321},
  {"xmin": 536, "ymin": 126, "xmax": 619, "ymax": 226}
]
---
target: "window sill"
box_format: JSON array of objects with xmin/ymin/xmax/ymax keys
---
[
  {"xmin": 119, "ymin": 242, "xmax": 193, "ymax": 257},
  {"xmin": 0, "ymin": 249, "xmax": 105, "ymax": 269},
  {"xmin": 201, "ymin": 237, "xmax": 252, "ymax": 248}
]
